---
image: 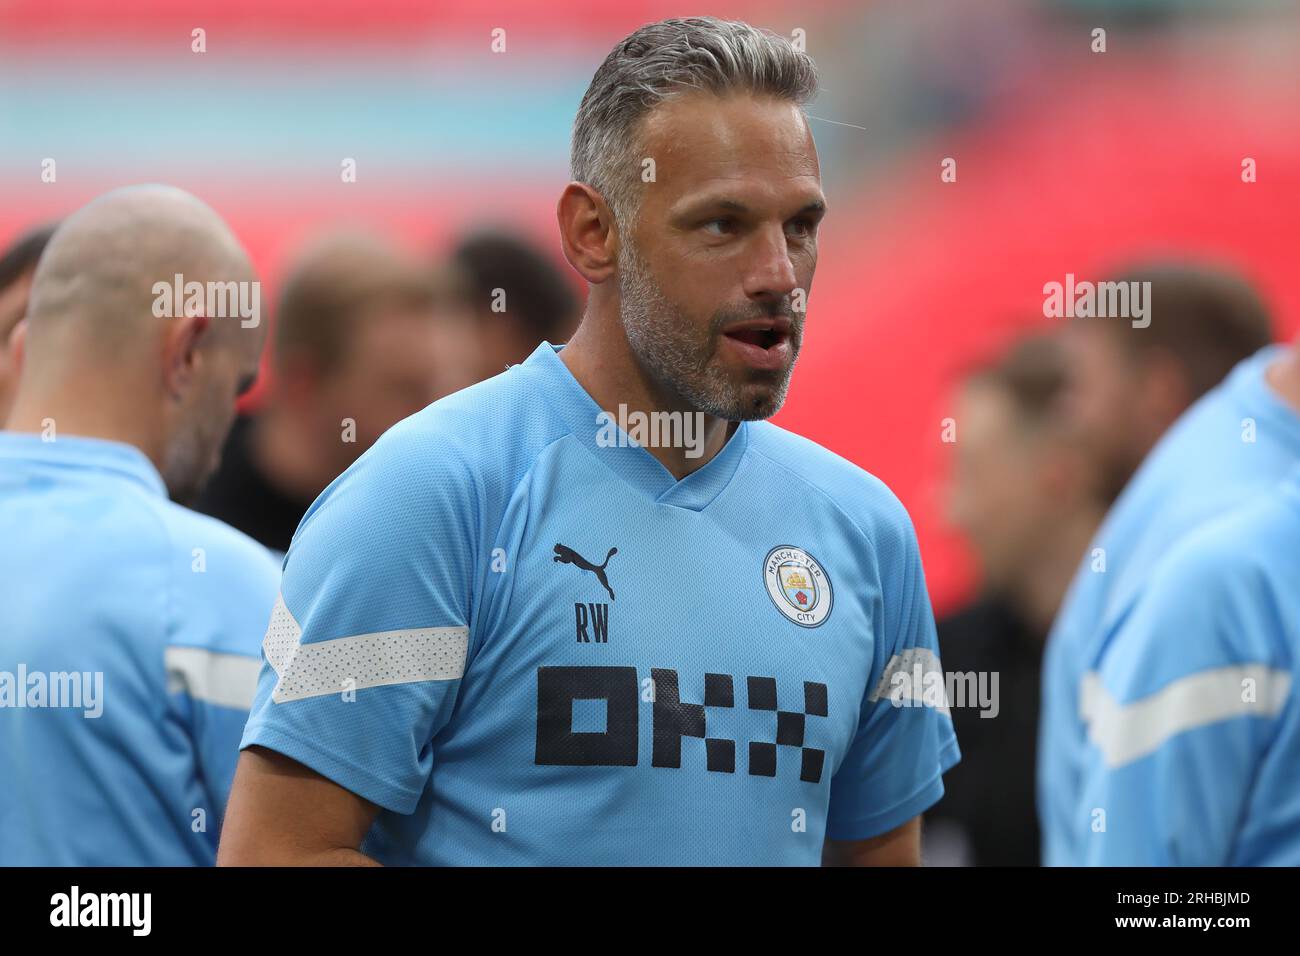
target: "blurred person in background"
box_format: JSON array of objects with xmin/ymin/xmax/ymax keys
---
[
  {"xmin": 928, "ymin": 333, "xmax": 1105, "ymax": 866},
  {"xmin": 1041, "ymin": 265, "xmax": 1300, "ymax": 865},
  {"xmin": 195, "ymin": 232, "xmax": 459, "ymax": 555},
  {"xmin": 448, "ymin": 228, "xmax": 581, "ymax": 382},
  {"xmin": 0, "ymin": 223, "xmax": 58, "ymax": 424},
  {"xmin": 1075, "ymin": 462, "xmax": 1300, "ymax": 865},
  {"xmin": 1061, "ymin": 262, "xmax": 1274, "ymax": 504},
  {"xmin": 0, "ymin": 185, "xmax": 278, "ymax": 865}
]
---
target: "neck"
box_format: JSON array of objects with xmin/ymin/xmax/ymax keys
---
[
  {"xmin": 5, "ymin": 382, "xmax": 165, "ymax": 468},
  {"xmin": 1008, "ymin": 506, "xmax": 1104, "ymax": 637},
  {"xmin": 560, "ymin": 314, "xmax": 735, "ymax": 481}
]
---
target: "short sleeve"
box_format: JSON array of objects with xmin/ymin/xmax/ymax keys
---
[
  {"xmin": 825, "ymin": 504, "xmax": 961, "ymax": 841},
  {"xmin": 240, "ymin": 423, "xmax": 479, "ymax": 814},
  {"xmin": 1078, "ymin": 531, "xmax": 1287, "ymax": 866}
]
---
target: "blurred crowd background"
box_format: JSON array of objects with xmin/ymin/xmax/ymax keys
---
[{"xmin": 3, "ymin": 0, "xmax": 1299, "ymax": 865}]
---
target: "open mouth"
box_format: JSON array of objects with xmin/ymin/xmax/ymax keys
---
[
  {"xmin": 724, "ymin": 326, "xmax": 786, "ymax": 350},
  {"xmin": 719, "ymin": 321, "xmax": 793, "ymax": 371}
]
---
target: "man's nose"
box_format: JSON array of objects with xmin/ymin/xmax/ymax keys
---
[{"xmin": 743, "ymin": 227, "xmax": 799, "ymax": 301}]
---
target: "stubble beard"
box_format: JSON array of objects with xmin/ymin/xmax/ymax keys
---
[{"xmin": 617, "ymin": 242, "xmax": 800, "ymax": 422}]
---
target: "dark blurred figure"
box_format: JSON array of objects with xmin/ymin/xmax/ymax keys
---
[
  {"xmin": 928, "ymin": 334, "xmax": 1105, "ymax": 866},
  {"xmin": 1063, "ymin": 261, "xmax": 1273, "ymax": 503},
  {"xmin": 196, "ymin": 233, "xmax": 456, "ymax": 553},
  {"xmin": 0, "ymin": 223, "xmax": 58, "ymax": 423},
  {"xmin": 448, "ymin": 229, "xmax": 581, "ymax": 381}
]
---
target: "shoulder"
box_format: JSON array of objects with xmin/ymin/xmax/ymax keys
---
[
  {"xmin": 1148, "ymin": 490, "xmax": 1292, "ymax": 613},
  {"xmin": 1100, "ymin": 489, "xmax": 1295, "ymax": 689},
  {"xmin": 350, "ymin": 365, "xmax": 546, "ymax": 482},
  {"xmin": 117, "ymin": 481, "xmax": 279, "ymax": 590},
  {"xmin": 358, "ymin": 362, "xmax": 558, "ymax": 482},
  {"xmin": 1091, "ymin": 367, "xmax": 1286, "ymax": 613},
  {"xmin": 746, "ymin": 420, "xmax": 917, "ymax": 554},
  {"xmin": 290, "ymin": 364, "xmax": 564, "ymax": 555},
  {"xmin": 152, "ymin": 501, "xmax": 281, "ymax": 656}
]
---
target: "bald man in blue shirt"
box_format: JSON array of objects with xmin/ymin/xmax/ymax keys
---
[{"xmin": 0, "ymin": 186, "xmax": 279, "ymax": 865}]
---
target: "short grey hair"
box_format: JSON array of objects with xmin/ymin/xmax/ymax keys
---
[{"xmin": 570, "ymin": 17, "xmax": 819, "ymax": 228}]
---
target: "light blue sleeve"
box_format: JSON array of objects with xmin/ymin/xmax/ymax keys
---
[
  {"xmin": 1079, "ymin": 529, "xmax": 1287, "ymax": 866},
  {"xmin": 825, "ymin": 502, "xmax": 961, "ymax": 841},
  {"xmin": 163, "ymin": 510, "xmax": 282, "ymax": 836},
  {"xmin": 240, "ymin": 422, "xmax": 480, "ymax": 814}
]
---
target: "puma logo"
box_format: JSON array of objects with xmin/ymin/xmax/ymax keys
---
[{"xmin": 553, "ymin": 543, "xmax": 617, "ymax": 601}]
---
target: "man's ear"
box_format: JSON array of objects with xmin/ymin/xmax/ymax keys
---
[
  {"xmin": 162, "ymin": 312, "xmax": 211, "ymax": 400},
  {"xmin": 556, "ymin": 182, "xmax": 619, "ymax": 285},
  {"xmin": 7, "ymin": 317, "xmax": 27, "ymax": 373}
]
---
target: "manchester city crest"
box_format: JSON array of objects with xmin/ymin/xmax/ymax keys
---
[{"xmin": 763, "ymin": 546, "xmax": 832, "ymax": 627}]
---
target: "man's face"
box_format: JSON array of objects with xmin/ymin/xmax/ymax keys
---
[
  {"xmin": 0, "ymin": 269, "xmax": 35, "ymax": 422},
  {"xmin": 618, "ymin": 92, "xmax": 825, "ymax": 421},
  {"xmin": 1060, "ymin": 323, "xmax": 1145, "ymax": 502},
  {"xmin": 166, "ymin": 316, "xmax": 266, "ymax": 505},
  {"xmin": 946, "ymin": 382, "xmax": 1054, "ymax": 591},
  {"xmin": 319, "ymin": 304, "xmax": 446, "ymax": 463}
]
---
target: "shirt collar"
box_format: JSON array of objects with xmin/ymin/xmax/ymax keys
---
[
  {"xmin": 521, "ymin": 340, "xmax": 749, "ymax": 512},
  {"xmin": 0, "ymin": 431, "xmax": 167, "ymax": 498}
]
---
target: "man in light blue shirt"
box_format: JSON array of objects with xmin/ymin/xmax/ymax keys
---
[
  {"xmin": 220, "ymin": 18, "xmax": 959, "ymax": 866},
  {"xmin": 1040, "ymin": 342, "xmax": 1300, "ymax": 864},
  {"xmin": 0, "ymin": 185, "xmax": 279, "ymax": 865},
  {"xmin": 1079, "ymin": 467, "xmax": 1300, "ymax": 864},
  {"xmin": 226, "ymin": 340, "xmax": 959, "ymax": 866}
]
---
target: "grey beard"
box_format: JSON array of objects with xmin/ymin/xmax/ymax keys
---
[{"xmin": 618, "ymin": 244, "xmax": 797, "ymax": 421}]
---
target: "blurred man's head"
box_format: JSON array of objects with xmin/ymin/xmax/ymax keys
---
[
  {"xmin": 0, "ymin": 223, "xmax": 58, "ymax": 423},
  {"xmin": 1062, "ymin": 262, "xmax": 1273, "ymax": 503},
  {"xmin": 948, "ymin": 334, "xmax": 1103, "ymax": 602},
  {"xmin": 269, "ymin": 233, "xmax": 448, "ymax": 480},
  {"xmin": 7, "ymin": 186, "xmax": 262, "ymax": 503},
  {"xmin": 566, "ymin": 16, "xmax": 823, "ymax": 421},
  {"xmin": 449, "ymin": 229, "xmax": 580, "ymax": 382}
]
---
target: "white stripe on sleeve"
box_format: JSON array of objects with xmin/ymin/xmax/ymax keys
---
[
  {"xmin": 1080, "ymin": 664, "xmax": 1292, "ymax": 769},
  {"xmin": 164, "ymin": 646, "xmax": 262, "ymax": 710},
  {"xmin": 867, "ymin": 647, "xmax": 952, "ymax": 715},
  {"xmin": 263, "ymin": 594, "xmax": 468, "ymax": 704}
]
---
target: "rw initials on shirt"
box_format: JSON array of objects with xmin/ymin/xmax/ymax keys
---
[{"xmin": 575, "ymin": 603, "xmax": 609, "ymax": 643}]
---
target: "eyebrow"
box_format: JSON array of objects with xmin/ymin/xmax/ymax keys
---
[{"xmin": 683, "ymin": 197, "xmax": 827, "ymax": 219}]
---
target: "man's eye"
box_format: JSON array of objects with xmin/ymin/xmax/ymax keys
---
[
  {"xmin": 786, "ymin": 219, "xmax": 814, "ymax": 239},
  {"xmin": 703, "ymin": 218, "xmax": 734, "ymax": 236}
]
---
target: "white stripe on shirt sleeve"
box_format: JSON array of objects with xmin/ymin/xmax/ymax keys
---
[
  {"xmin": 867, "ymin": 647, "xmax": 951, "ymax": 715},
  {"xmin": 1080, "ymin": 664, "xmax": 1292, "ymax": 769},
  {"xmin": 263, "ymin": 594, "xmax": 469, "ymax": 704},
  {"xmin": 164, "ymin": 645, "xmax": 262, "ymax": 710}
]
